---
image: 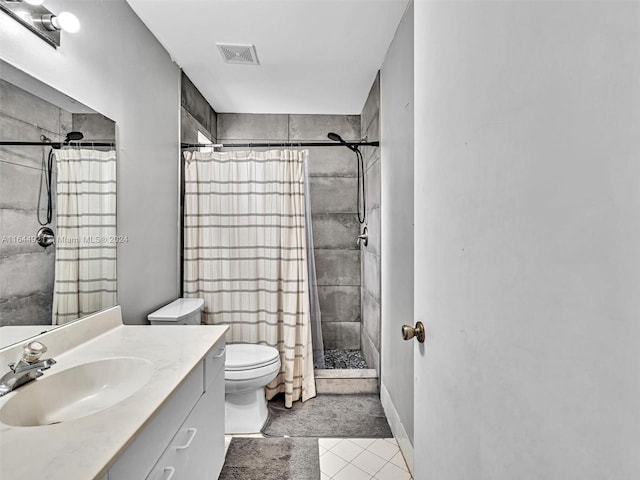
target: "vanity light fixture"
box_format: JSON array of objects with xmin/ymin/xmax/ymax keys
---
[
  {"xmin": 40, "ymin": 11, "xmax": 80, "ymax": 33},
  {"xmin": 0, "ymin": 0, "xmax": 80, "ymax": 48}
]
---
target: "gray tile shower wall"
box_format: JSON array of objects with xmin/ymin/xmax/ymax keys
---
[
  {"xmin": 0, "ymin": 80, "xmax": 68, "ymax": 326},
  {"xmin": 217, "ymin": 113, "xmax": 362, "ymax": 351},
  {"xmin": 360, "ymin": 73, "xmax": 382, "ymax": 379},
  {"xmin": 181, "ymin": 72, "xmax": 217, "ymax": 143},
  {"xmin": 72, "ymin": 113, "xmax": 116, "ymax": 141}
]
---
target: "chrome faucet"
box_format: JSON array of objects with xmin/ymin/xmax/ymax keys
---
[{"xmin": 0, "ymin": 341, "xmax": 56, "ymax": 397}]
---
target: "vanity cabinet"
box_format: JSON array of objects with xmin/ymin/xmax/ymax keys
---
[{"xmin": 108, "ymin": 340, "xmax": 225, "ymax": 480}]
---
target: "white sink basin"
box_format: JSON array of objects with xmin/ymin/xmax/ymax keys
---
[{"xmin": 0, "ymin": 357, "xmax": 153, "ymax": 427}]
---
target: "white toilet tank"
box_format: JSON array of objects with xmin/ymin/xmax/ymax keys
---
[{"xmin": 147, "ymin": 298, "xmax": 204, "ymax": 325}]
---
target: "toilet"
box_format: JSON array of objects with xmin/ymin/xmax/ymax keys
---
[
  {"xmin": 224, "ymin": 343, "xmax": 281, "ymax": 434},
  {"xmin": 147, "ymin": 298, "xmax": 281, "ymax": 434}
]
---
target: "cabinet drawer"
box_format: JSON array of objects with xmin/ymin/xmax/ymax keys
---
[
  {"xmin": 109, "ymin": 363, "xmax": 204, "ymax": 480},
  {"xmin": 204, "ymin": 339, "xmax": 225, "ymax": 391},
  {"xmin": 147, "ymin": 368, "xmax": 225, "ymax": 480}
]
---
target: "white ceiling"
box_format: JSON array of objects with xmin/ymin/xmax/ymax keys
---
[{"xmin": 126, "ymin": 0, "xmax": 409, "ymax": 114}]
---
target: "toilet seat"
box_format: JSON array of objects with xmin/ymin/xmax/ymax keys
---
[{"xmin": 225, "ymin": 344, "xmax": 280, "ymax": 371}]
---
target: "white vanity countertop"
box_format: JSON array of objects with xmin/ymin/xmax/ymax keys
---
[{"xmin": 0, "ymin": 308, "xmax": 228, "ymax": 480}]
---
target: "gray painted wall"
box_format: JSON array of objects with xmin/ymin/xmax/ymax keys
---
[
  {"xmin": 360, "ymin": 73, "xmax": 382, "ymax": 378},
  {"xmin": 0, "ymin": 80, "xmax": 67, "ymax": 326},
  {"xmin": 381, "ymin": 3, "xmax": 414, "ymax": 443},
  {"xmin": 0, "ymin": 0, "xmax": 182, "ymax": 324},
  {"xmin": 217, "ymin": 113, "xmax": 362, "ymax": 351}
]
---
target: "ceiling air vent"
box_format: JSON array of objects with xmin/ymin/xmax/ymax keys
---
[{"xmin": 216, "ymin": 43, "xmax": 260, "ymax": 65}]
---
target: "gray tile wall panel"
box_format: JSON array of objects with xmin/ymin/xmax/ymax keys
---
[
  {"xmin": 0, "ymin": 162, "xmax": 46, "ymax": 211},
  {"xmin": 306, "ymin": 146, "xmax": 358, "ymax": 178},
  {"xmin": 322, "ymin": 321, "xmax": 361, "ymax": 350},
  {"xmin": 312, "ymin": 213, "xmax": 360, "ymax": 250},
  {"xmin": 361, "ymin": 72, "xmax": 380, "ymax": 134},
  {"xmin": 366, "ymin": 207, "xmax": 381, "ymax": 256},
  {"xmin": 0, "ymin": 79, "xmax": 63, "ymax": 135},
  {"xmin": 0, "ymin": 292, "xmax": 52, "ymax": 326},
  {"xmin": 59, "ymin": 109, "xmax": 72, "ymax": 139},
  {"xmin": 181, "ymin": 107, "xmax": 216, "ymax": 144},
  {"xmin": 365, "ymin": 158, "xmax": 381, "ymax": 210},
  {"xmin": 0, "ymin": 115, "xmax": 63, "ymax": 169},
  {"xmin": 360, "ymin": 73, "xmax": 381, "ymax": 378},
  {"xmin": 0, "ymin": 252, "xmax": 55, "ymax": 300},
  {"xmin": 218, "ymin": 113, "xmax": 288, "ymax": 140},
  {"xmin": 362, "ymin": 251, "xmax": 381, "ymax": 301},
  {"xmin": 0, "ymin": 208, "xmax": 56, "ymax": 257},
  {"xmin": 1, "ymin": 81, "xmax": 63, "ymax": 326},
  {"xmin": 71, "ymin": 113, "xmax": 115, "ymax": 141},
  {"xmin": 314, "ymin": 250, "xmax": 360, "ymax": 286},
  {"xmin": 364, "ymin": 144, "xmax": 380, "ymax": 173},
  {"xmin": 362, "ymin": 288, "xmax": 381, "ymax": 349},
  {"xmin": 317, "ymin": 286, "xmax": 361, "ymax": 323},
  {"xmin": 360, "ymin": 326, "xmax": 380, "ymax": 376},
  {"xmin": 309, "ymin": 177, "xmax": 357, "ymax": 214},
  {"xmin": 289, "ymin": 114, "xmax": 360, "ymax": 141},
  {"xmin": 181, "ymin": 108, "xmax": 200, "ymax": 144},
  {"xmin": 181, "ymin": 72, "xmax": 216, "ymax": 136}
]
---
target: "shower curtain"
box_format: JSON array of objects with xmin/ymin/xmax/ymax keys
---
[
  {"xmin": 183, "ymin": 149, "xmax": 317, "ymax": 407},
  {"xmin": 52, "ymin": 148, "xmax": 117, "ymax": 325}
]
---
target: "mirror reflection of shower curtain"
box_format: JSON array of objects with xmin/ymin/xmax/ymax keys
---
[
  {"xmin": 52, "ymin": 148, "xmax": 117, "ymax": 325},
  {"xmin": 182, "ymin": 149, "xmax": 318, "ymax": 407}
]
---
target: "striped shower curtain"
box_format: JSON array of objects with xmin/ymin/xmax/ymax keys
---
[
  {"xmin": 52, "ymin": 148, "xmax": 117, "ymax": 325},
  {"xmin": 183, "ymin": 150, "xmax": 316, "ymax": 407}
]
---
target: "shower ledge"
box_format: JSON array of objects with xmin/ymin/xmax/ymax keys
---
[{"xmin": 314, "ymin": 368, "xmax": 378, "ymax": 394}]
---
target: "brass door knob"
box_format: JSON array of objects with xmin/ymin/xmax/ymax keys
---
[{"xmin": 401, "ymin": 322, "xmax": 425, "ymax": 343}]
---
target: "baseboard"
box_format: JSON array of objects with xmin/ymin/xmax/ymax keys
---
[{"xmin": 380, "ymin": 382, "xmax": 414, "ymax": 476}]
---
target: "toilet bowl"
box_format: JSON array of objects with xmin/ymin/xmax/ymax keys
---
[
  {"xmin": 147, "ymin": 300, "xmax": 280, "ymax": 434},
  {"xmin": 224, "ymin": 344, "xmax": 281, "ymax": 434}
]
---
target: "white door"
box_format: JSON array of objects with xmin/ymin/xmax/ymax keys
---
[{"xmin": 413, "ymin": 2, "xmax": 640, "ymax": 479}]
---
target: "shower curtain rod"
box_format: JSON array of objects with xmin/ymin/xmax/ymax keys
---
[
  {"xmin": 0, "ymin": 141, "xmax": 115, "ymax": 148},
  {"xmin": 181, "ymin": 140, "xmax": 380, "ymax": 149}
]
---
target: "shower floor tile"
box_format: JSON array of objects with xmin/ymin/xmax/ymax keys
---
[{"xmin": 323, "ymin": 349, "xmax": 368, "ymax": 369}]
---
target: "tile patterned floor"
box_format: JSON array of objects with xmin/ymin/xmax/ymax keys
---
[
  {"xmin": 224, "ymin": 435, "xmax": 412, "ymax": 480},
  {"xmin": 319, "ymin": 438, "xmax": 412, "ymax": 480}
]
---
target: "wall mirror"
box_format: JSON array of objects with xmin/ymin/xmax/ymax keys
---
[{"xmin": 0, "ymin": 60, "xmax": 117, "ymax": 349}]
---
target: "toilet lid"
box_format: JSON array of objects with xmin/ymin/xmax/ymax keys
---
[
  {"xmin": 148, "ymin": 298, "xmax": 204, "ymax": 322},
  {"xmin": 226, "ymin": 344, "xmax": 280, "ymax": 371}
]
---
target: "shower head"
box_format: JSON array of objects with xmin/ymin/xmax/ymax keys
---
[
  {"xmin": 327, "ymin": 132, "xmax": 358, "ymax": 152},
  {"xmin": 327, "ymin": 132, "xmax": 343, "ymax": 143},
  {"xmin": 64, "ymin": 131, "xmax": 84, "ymax": 143}
]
